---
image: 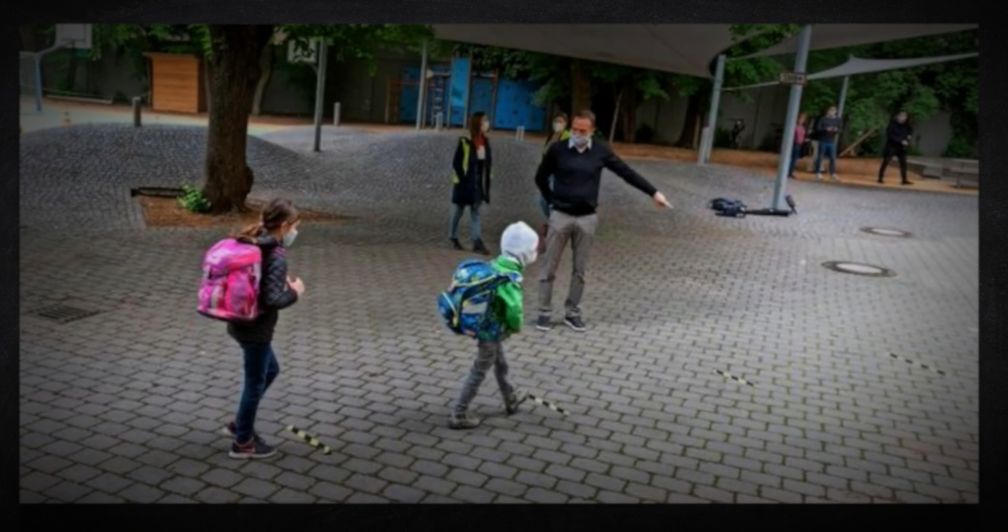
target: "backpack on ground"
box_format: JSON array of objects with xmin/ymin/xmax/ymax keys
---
[
  {"xmin": 709, "ymin": 197, "xmax": 748, "ymax": 218},
  {"xmin": 437, "ymin": 259, "xmax": 520, "ymax": 337},
  {"xmin": 197, "ymin": 238, "xmax": 263, "ymax": 322}
]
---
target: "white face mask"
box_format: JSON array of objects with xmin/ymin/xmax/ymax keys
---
[
  {"xmin": 572, "ymin": 132, "xmax": 590, "ymax": 148},
  {"xmin": 480, "ymin": 121, "xmax": 490, "ymax": 133},
  {"xmin": 283, "ymin": 227, "xmax": 298, "ymax": 247},
  {"xmin": 553, "ymin": 121, "xmax": 566, "ymax": 133}
]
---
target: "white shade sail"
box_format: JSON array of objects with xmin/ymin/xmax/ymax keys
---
[
  {"xmin": 725, "ymin": 52, "xmax": 978, "ymax": 92},
  {"xmin": 433, "ymin": 24, "xmax": 977, "ymax": 79}
]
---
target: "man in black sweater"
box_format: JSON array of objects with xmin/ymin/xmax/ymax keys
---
[
  {"xmin": 878, "ymin": 111, "xmax": 914, "ymax": 185},
  {"xmin": 533, "ymin": 109, "xmax": 670, "ymax": 332}
]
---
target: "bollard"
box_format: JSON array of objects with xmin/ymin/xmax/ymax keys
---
[
  {"xmin": 132, "ymin": 96, "xmax": 142, "ymax": 127},
  {"xmin": 516, "ymin": 126, "xmax": 525, "ymax": 141},
  {"xmin": 434, "ymin": 112, "xmax": 443, "ymax": 131},
  {"xmin": 333, "ymin": 102, "xmax": 340, "ymax": 126}
]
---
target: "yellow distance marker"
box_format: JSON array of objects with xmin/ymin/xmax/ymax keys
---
[
  {"xmin": 526, "ymin": 393, "xmax": 569, "ymax": 416},
  {"xmin": 285, "ymin": 425, "xmax": 332, "ymax": 454},
  {"xmin": 714, "ymin": 369, "xmax": 755, "ymax": 387}
]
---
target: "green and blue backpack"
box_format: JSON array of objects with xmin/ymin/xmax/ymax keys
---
[{"xmin": 437, "ymin": 259, "xmax": 520, "ymax": 338}]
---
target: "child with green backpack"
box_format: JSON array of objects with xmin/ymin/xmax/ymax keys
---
[{"xmin": 438, "ymin": 221, "xmax": 540, "ymax": 429}]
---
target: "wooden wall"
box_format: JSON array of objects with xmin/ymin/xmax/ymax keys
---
[{"xmin": 143, "ymin": 53, "xmax": 205, "ymax": 114}]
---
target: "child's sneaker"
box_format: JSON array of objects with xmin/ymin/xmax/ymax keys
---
[
  {"xmin": 535, "ymin": 316, "xmax": 552, "ymax": 331},
  {"xmin": 228, "ymin": 437, "xmax": 278, "ymax": 459},
  {"xmin": 448, "ymin": 411, "xmax": 481, "ymax": 430},
  {"xmin": 505, "ymin": 390, "xmax": 528, "ymax": 415}
]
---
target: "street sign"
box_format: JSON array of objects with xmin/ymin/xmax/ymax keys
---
[
  {"xmin": 287, "ymin": 37, "xmax": 321, "ymax": 64},
  {"xmin": 778, "ymin": 71, "xmax": 807, "ymax": 85}
]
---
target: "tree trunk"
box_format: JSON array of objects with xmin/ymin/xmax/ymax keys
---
[
  {"xmin": 621, "ymin": 89, "xmax": 638, "ymax": 142},
  {"xmin": 570, "ymin": 60, "xmax": 591, "ymax": 115},
  {"xmin": 203, "ymin": 58, "xmax": 212, "ymax": 115},
  {"xmin": 675, "ymin": 92, "xmax": 704, "ymax": 148},
  {"xmin": 609, "ymin": 86, "xmax": 623, "ymax": 143},
  {"xmin": 202, "ymin": 25, "xmax": 274, "ymax": 214},
  {"xmin": 251, "ymin": 42, "xmax": 273, "ymax": 116}
]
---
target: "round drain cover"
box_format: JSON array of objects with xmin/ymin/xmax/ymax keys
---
[
  {"xmin": 822, "ymin": 261, "xmax": 895, "ymax": 277},
  {"xmin": 861, "ymin": 227, "xmax": 911, "ymax": 237}
]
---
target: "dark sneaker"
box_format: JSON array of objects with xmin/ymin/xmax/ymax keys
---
[
  {"xmin": 448, "ymin": 411, "xmax": 481, "ymax": 430},
  {"xmin": 450, "ymin": 238, "xmax": 464, "ymax": 250},
  {"xmin": 225, "ymin": 421, "xmax": 263, "ymax": 444},
  {"xmin": 472, "ymin": 239, "xmax": 491, "ymax": 256},
  {"xmin": 535, "ymin": 315, "xmax": 552, "ymax": 331},
  {"xmin": 505, "ymin": 390, "xmax": 528, "ymax": 415},
  {"xmin": 229, "ymin": 437, "xmax": 278, "ymax": 459},
  {"xmin": 901, "ymin": 180, "xmax": 914, "ymax": 186},
  {"xmin": 564, "ymin": 315, "xmax": 586, "ymax": 332}
]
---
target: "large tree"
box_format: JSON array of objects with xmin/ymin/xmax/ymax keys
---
[{"xmin": 201, "ymin": 25, "xmax": 274, "ymax": 213}]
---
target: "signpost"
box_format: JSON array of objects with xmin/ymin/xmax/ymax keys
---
[{"xmin": 778, "ymin": 71, "xmax": 807, "ymax": 86}]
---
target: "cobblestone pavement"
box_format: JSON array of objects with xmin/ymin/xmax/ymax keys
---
[{"xmin": 20, "ymin": 124, "xmax": 977, "ymax": 503}]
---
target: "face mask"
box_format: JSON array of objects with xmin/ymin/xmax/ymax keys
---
[
  {"xmin": 283, "ymin": 227, "xmax": 298, "ymax": 247},
  {"xmin": 553, "ymin": 121, "xmax": 565, "ymax": 133},
  {"xmin": 480, "ymin": 121, "xmax": 490, "ymax": 133},
  {"xmin": 572, "ymin": 132, "xmax": 590, "ymax": 148}
]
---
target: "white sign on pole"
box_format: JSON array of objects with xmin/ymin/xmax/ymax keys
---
[
  {"xmin": 778, "ymin": 71, "xmax": 807, "ymax": 85},
  {"xmin": 288, "ymin": 37, "xmax": 322, "ymax": 64}
]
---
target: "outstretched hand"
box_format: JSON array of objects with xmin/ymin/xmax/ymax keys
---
[{"xmin": 653, "ymin": 191, "xmax": 671, "ymax": 209}]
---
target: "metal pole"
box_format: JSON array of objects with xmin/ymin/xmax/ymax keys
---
[
  {"xmin": 415, "ymin": 39, "xmax": 428, "ymax": 130},
  {"xmin": 461, "ymin": 52, "xmax": 472, "ymax": 128},
  {"xmin": 132, "ymin": 96, "xmax": 142, "ymax": 127},
  {"xmin": 838, "ymin": 75, "xmax": 850, "ymax": 118},
  {"xmin": 313, "ymin": 39, "xmax": 328, "ymax": 152},
  {"xmin": 33, "ymin": 42, "xmax": 70, "ymax": 112},
  {"xmin": 698, "ymin": 54, "xmax": 726, "ymax": 165},
  {"xmin": 333, "ymin": 102, "xmax": 340, "ymax": 126},
  {"xmin": 446, "ymin": 57, "xmax": 454, "ymax": 129},
  {"xmin": 771, "ymin": 24, "xmax": 813, "ymax": 212}
]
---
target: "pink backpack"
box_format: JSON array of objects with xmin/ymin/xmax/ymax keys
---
[{"xmin": 197, "ymin": 238, "xmax": 262, "ymax": 322}]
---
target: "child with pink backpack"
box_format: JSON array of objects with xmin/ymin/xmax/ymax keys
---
[{"xmin": 198, "ymin": 198, "xmax": 305, "ymax": 459}]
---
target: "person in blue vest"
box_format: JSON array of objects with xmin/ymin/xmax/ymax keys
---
[
  {"xmin": 537, "ymin": 112, "xmax": 571, "ymax": 252},
  {"xmin": 449, "ymin": 111, "xmax": 493, "ymax": 255}
]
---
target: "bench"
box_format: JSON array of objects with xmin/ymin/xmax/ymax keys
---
[{"xmin": 942, "ymin": 159, "xmax": 979, "ymax": 189}]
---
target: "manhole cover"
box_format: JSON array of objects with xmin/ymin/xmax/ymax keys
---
[
  {"xmin": 861, "ymin": 227, "xmax": 912, "ymax": 237},
  {"xmin": 822, "ymin": 261, "xmax": 896, "ymax": 277},
  {"xmin": 31, "ymin": 304, "xmax": 101, "ymax": 323}
]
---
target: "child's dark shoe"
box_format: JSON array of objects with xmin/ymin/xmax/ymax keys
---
[
  {"xmin": 448, "ymin": 411, "xmax": 482, "ymax": 430},
  {"xmin": 505, "ymin": 390, "xmax": 528, "ymax": 415}
]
